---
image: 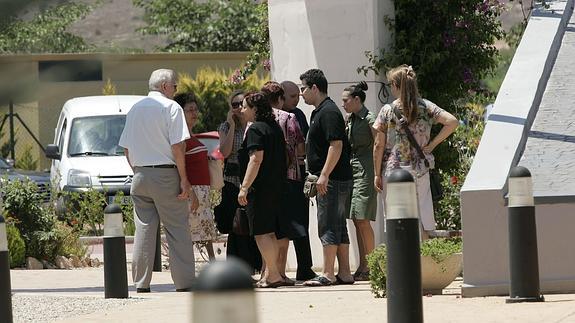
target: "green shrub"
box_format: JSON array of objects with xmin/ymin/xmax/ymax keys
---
[
  {"xmin": 433, "ymin": 101, "xmax": 486, "ymax": 230},
  {"xmin": 367, "ymin": 238, "xmax": 462, "ymax": 298},
  {"xmin": 420, "ymin": 238, "xmax": 462, "ymax": 264},
  {"xmin": 177, "ymin": 67, "xmax": 268, "ymax": 133},
  {"xmin": 54, "ymin": 221, "xmax": 87, "ymax": 258},
  {"xmin": 366, "ymin": 244, "xmax": 387, "ymax": 298},
  {"xmin": 2, "ymin": 178, "xmax": 54, "ymax": 238},
  {"xmin": 65, "ymin": 189, "xmax": 106, "ymax": 236},
  {"xmin": 6, "ymin": 221, "xmax": 25, "ymax": 268},
  {"xmin": 112, "ymin": 191, "xmax": 135, "ymax": 236},
  {"xmin": 14, "ymin": 145, "xmax": 38, "ymax": 171}
]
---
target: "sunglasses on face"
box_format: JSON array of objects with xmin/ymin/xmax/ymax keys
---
[
  {"xmin": 231, "ymin": 101, "xmax": 242, "ymax": 109},
  {"xmin": 300, "ymin": 85, "xmax": 310, "ymax": 93}
]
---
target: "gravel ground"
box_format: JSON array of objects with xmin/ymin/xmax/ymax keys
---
[{"xmin": 11, "ymin": 294, "xmax": 146, "ymax": 322}]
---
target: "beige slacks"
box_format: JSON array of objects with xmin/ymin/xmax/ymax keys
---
[{"xmin": 131, "ymin": 167, "xmax": 195, "ymax": 290}]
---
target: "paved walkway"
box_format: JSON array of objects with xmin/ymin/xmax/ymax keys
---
[{"xmin": 8, "ymin": 267, "xmax": 575, "ymax": 323}]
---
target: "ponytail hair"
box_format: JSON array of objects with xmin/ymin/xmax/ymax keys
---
[
  {"xmin": 387, "ymin": 64, "xmax": 420, "ymax": 124},
  {"xmin": 344, "ymin": 81, "xmax": 368, "ymax": 103}
]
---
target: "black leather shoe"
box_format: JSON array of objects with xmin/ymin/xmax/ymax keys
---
[
  {"xmin": 176, "ymin": 287, "xmax": 192, "ymax": 292},
  {"xmin": 136, "ymin": 288, "xmax": 151, "ymax": 293}
]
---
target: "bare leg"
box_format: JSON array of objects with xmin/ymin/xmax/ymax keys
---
[
  {"xmin": 354, "ymin": 219, "xmax": 374, "ymax": 273},
  {"xmin": 336, "ymin": 244, "xmax": 353, "ymax": 281},
  {"xmin": 353, "ymin": 219, "xmax": 365, "ymax": 272},
  {"xmin": 254, "ymin": 233, "xmax": 282, "ymax": 284},
  {"xmin": 276, "ymin": 238, "xmax": 290, "ymax": 278},
  {"xmin": 322, "ymin": 245, "xmax": 338, "ymax": 281}
]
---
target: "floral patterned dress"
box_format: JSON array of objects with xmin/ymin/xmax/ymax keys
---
[
  {"xmin": 373, "ymin": 98, "xmax": 444, "ymax": 177},
  {"xmin": 185, "ymin": 137, "xmax": 218, "ymax": 242},
  {"xmin": 373, "ymin": 98, "xmax": 444, "ymax": 230},
  {"xmin": 273, "ymin": 108, "xmax": 305, "ymax": 181}
]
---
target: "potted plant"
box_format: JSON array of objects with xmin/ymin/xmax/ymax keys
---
[{"xmin": 366, "ymin": 237, "xmax": 463, "ymax": 298}]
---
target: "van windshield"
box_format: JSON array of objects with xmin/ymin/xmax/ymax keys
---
[{"xmin": 68, "ymin": 115, "xmax": 126, "ymax": 157}]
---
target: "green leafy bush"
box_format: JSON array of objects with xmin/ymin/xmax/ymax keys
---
[
  {"xmin": 177, "ymin": 67, "xmax": 268, "ymax": 133},
  {"xmin": 64, "ymin": 189, "xmax": 106, "ymax": 236},
  {"xmin": 112, "ymin": 191, "xmax": 135, "ymax": 236},
  {"xmin": 367, "ymin": 238, "xmax": 462, "ymax": 298},
  {"xmin": 434, "ymin": 101, "xmax": 485, "ymax": 230},
  {"xmin": 420, "ymin": 238, "xmax": 462, "ymax": 263},
  {"xmin": 2, "ymin": 178, "xmax": 53, "ymax": 237},
  {"xmin": 358, "ymin": 0, "xmax": 504, "ymax": 114},
  {"xmin": 54, "ymin": 221, "xmax": 87, "ymax": 259},
  {"xmin": 14, "ymin": 145, "xmax": 38, "ymax": 171},
  {"xmin": 6, "ymin": 221, "xmax": 25, "ymax": 268},
  {"xmin": 366, "ymin": 244, "xmax": 387, "ymax": 298}
]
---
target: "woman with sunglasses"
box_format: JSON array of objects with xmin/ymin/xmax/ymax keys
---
[{"xmin": 214, "ymin": 90, "xmax": 262, "ymax": 274}]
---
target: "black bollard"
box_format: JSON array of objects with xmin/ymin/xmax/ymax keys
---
[
  {"xmin": 103, "ymin": 203, "xmax": 129, "ymax": 298},
  {"xmin": 192, "ymin": 258, "xmax": 257, "ymax": 323},
  {"xmin": 385, "ymin": 169, "xmax": 423, "ymax": 323},
  {"xmin": 506, "ymin": 166, "xmax": 544, "ymax": 303},
  {"xmin": 153, "ymin": 226, "xmax": 162, "ymax": 272},
  {"xmin": 0, "ymin": 215, "xmax": 14, "ymax": 323}
]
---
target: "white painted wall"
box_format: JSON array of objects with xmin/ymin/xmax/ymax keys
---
[
  {"xmin": 460, "ymin": 0, "xmax": 575, "ymax": 297},
  {"xmin": 268, "ymin": 0, "xmax": 394, "ymax": 271}
]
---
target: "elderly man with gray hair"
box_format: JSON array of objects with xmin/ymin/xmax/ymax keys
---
[{"xmin": 119, "ymin": 68, "xmax": 198, "ymax": 292}]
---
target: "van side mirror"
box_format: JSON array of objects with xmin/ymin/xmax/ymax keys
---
[{"xmin": 45, "ymin": 144, "xmax": 61, "ymax": 160}]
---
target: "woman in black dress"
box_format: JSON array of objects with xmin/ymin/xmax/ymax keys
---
[{"xmin": 238, "ymin": 92, "xmax": 287, "ymax": 288}]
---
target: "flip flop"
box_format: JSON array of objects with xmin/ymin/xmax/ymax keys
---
[
  {"xmin": 353, "ymin": 271, "xmax": 370, "ymax": 281},
  {"xmin": 281, "ymin": 276, "xmax": 296, "ymax": 287},
  {"xmin": 256, "ymin": 280, "xmax": 284, "ymax": 288},
  {"xmin": 335, "ymin": 274, "xmax": 355, "ymax": 285},
  {"xmin": 303, "ymin": 276, "xmax": 333, "ymax": 287}
]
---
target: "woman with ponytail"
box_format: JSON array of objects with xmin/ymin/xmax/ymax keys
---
[
  {"xmin": 342, "ymin": 81, "xmax": 377, "ymax": 281},
  {"xmin": 372, "ymin": 65, "xmax": 458, "ymax": 239}
]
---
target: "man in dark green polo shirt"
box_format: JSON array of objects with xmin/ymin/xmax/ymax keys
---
[{"xmin": 300, "ymin": 69, "xmax": 354, "ymax": 286}]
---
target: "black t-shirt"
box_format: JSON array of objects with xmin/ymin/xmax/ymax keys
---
[
  {"xmin": 306, "ymin": 97, "xmax": 352, "ymax": 181},
  {"xmin": 239, "ymin": 120, "xmax": 287, "ymax": 190}
]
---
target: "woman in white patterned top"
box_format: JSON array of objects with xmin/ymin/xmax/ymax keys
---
[{"xmin": 372, "ymin": 65, "xmax": 458, "ymax": 238}]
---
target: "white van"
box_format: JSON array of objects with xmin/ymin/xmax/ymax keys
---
[{"xmin": 45, "ymin": 95, "xmax": 147, "ymax": 212}]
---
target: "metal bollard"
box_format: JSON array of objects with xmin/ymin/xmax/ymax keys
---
[
  {"xmin": 0, "ymin": 215, "xmax": 14, "ymax": 323},
  {"xmin": 385, "ymin": 169, "xmax": 423, "ymax": 323},
  {"xmin": 153, "ymin": 226, "xmax": 162, "ymax": 272},
  {"xmin": 192, "ymin": 258, "xmax": 257, "ymax": 323},
  {"xmin": 506, "ymin": 166, "xmax": 544, "ymax": 303},
  {"xmin": 103, "ymin": 203, "xmax": 129, "ymax": 298}
]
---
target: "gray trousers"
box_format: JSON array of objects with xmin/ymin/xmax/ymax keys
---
[{"xmin": 131, "ymin": 167, "xmax": 195, "ymax": 290}]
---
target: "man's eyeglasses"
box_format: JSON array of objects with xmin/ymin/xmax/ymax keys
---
[
  {"xmin": 231, "ymin": 101, "xmax": 242, "ymax": 108},
  {"xmin": 300, "ymin": 85, "xmax": 310, "ymax": 93}
]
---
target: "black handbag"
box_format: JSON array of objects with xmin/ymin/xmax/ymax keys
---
[
  {"xmin": 232, "ymin": 207, "xmax": 250, "ymax": 236},
  {"xmin": 392, "ymin": 107, "xmax": 444, "ymax": 202}
]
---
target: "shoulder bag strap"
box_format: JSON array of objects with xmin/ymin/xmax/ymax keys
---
[{"xmin": 392, "ymin": 105, "xmax": 430, "ymax": 168}]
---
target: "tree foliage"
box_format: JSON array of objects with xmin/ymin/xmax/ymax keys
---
[
  {"xmin": 358, "ymin": 0, "xmax": 505, "ymax": 112},
  {"xmin": 0, "ymin": 1, "xmax": 92, "ymax": 54},
  {"xmin": 133, "ymin": 0, "xmax": 263, "ymax": 52}
]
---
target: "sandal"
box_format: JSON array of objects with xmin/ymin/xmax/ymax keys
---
[
  {"xmin": 281, "ymin": 276, "xmax": 296, "ymax": 287},
  {"xmin": 335, "ymin": 274, "xmax": 355, "ymax": 285},
  {"xmin": 256, "ymin": 280, "xmax": 284, "ymax": 288},
  {"xmin": 303, "ymin": 276, "xmax": 333, "ymax": 287},
  {"xmin": 353, "ymin": 271, "xmax": 370, "ymax": 281}
]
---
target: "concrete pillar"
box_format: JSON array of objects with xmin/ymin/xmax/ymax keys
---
[{"xmin": 269, "ymin": 0, "xmax": 394, "ymax": 271}]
